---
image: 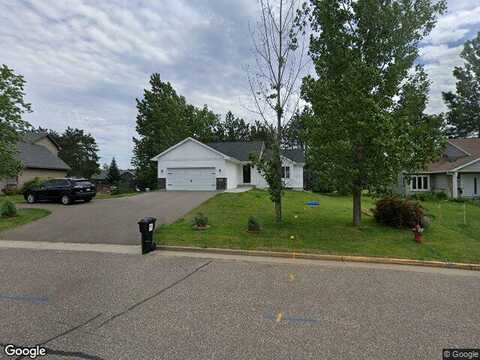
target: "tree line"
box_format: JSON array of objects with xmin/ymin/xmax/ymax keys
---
[
  {"xmin": 2, "ymin": 0, "xmax": 479, "ymax": 226},
  {"xmin": 131, "ymin": 73, "xmax": 305, "ymax": 188}
]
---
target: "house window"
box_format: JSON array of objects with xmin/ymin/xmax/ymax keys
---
[
  {"xmin": 475, "ymin": 177, "xmax": 478, "ymax": 195},
  {"xmin": 410, "ymin": 175, "xmax": 429, "ymax": 191},
  {"xmin": 282, "ymin": 166, "xmax": 290, "ymax": 179}
]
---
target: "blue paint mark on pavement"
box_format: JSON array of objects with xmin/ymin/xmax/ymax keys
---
[{"xmin": 0, "ymin": 294, "xmax": 48, "ymax": 304}]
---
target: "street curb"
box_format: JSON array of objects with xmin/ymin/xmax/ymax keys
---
[
  {"xmin": 156, "ymin": 245, "xmax": 480, "ymax": 271},
  {"xmin": 0, "ymin": 240, "xmax": 141, "ymax": 255}
]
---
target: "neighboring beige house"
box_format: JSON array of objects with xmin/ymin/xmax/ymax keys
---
[
  {"xmin": 0, "ymin": 132, "xmax": 70, "ymax": 192},
  {"xmin": 397, "ymin": 138, "xmax": 480, "ymax": 199}
]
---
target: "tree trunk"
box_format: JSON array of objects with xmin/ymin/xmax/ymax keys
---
[
  {"xmin": 275, "ymin": 197, "xmax": 282, "ymax": 223},
  {"xmin": 274, "ymin": 0, "xmax": 284, "ymax": 224},
  {"xmin": 274, "ymin": 120, "xmax": 283, "ymax": 223},
  {"xmin": 352, "ymin": 186, "xmax": 361, "ymax": 226}
]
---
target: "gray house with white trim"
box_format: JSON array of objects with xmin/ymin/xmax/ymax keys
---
[{"xmin": 397, "ymin": 138, "xmax": 480, "ymax": 199}]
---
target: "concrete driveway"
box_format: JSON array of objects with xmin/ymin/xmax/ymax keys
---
[
  {"xmin": 0, "ymin": 191, "xmax": 214, "ymax": 245},
  {"xmin": 0, "ymin": 249, "xmax": 479, "ymax": 360}
]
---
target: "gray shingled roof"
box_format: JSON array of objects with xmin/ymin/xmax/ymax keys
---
[
  {"xmin": 22, "ymin": 131, "xmax": 61, "ymax": 149},
  {"xmin": 206, "ymin": 141, "xmax": 305, "ymax": 163},
  {"xmin": 425, "ymin": 138, "xmax": 480, "ymax": 172},
  {"xmin": 282, "ymin": 149, "xmax": 305, "ymax": 163},
  {"xmin": 206, "ymin": 141, "xmax": 264, "ymax": 161},
  {"xmin": 16, "ymin": 141, "xmax": 70, "ymax": 171},
  {"xmin": 262, "ymin": 148, "xmax": 306, "ymax": 163}
]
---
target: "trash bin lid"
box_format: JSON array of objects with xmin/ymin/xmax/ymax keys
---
[{"xmin": 138, "ymin": 217, "xmax": 156, "ymax": 224}]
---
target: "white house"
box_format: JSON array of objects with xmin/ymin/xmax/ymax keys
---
[{"xmin": 151, "ymin": 137, "xmax": 305, "ymax": 191}]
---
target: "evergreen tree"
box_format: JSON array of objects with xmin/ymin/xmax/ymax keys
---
[
  {"xmin": 107, "ymin": 158, "xmax": 121, "ymax": 185},
  {"xmin": 54, "ymin": 127, "xmax": 100, "ymax": 178},
  {"xmin": 132, "ymin": 74, "xmax": 220, "ymax": 188}
]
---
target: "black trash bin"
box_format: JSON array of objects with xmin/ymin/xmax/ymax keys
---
[{"xmin": 138, "ymin": 217, "xmax": 157, "ymax": 254}]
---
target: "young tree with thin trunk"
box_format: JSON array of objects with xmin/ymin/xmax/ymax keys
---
[
  {"xmin": 248, "ymin": 0, "xmax": 308, "ymax": 223},
  {"xmin": 443, "ymin": 32, "xmax": 480, "ymax": 138},
  {"xmin": 302, "ymin": 0, "xmax": 446, "ymax": 226}
]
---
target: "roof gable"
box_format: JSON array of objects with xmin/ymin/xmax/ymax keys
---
[
  {"xmin": 17, "ymin": 142, "xmax": 70, "ymax": 170},
  {"xmin": 22, "ymin": 132, "xmax": 60, "ymax": 150},
  {"xmin": 425, "ymin": 138, "xmax": 480, "ymax": 173},
  {"xmin": 151, "ymin": 137, "xmax": 233, "ymax": 161}
]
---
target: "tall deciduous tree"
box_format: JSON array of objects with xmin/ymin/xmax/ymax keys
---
[
  {"xmin": 107, "ymin": 157, "xmax": 121, "ymax": 185},
  {"xmin": 302, "ymin": 0, "xmax": 446, "ymax": 226},
  {"xmin": 132, "ymin": 74, "xmax": 220, "ymax": 188},
  {"xmin": 50, "ymin": 127, "xmax": 100, "ymax": 178},
  {"xmin": 0, "ymin": 65, "xmax": 31, "ymax": 180},
  {"xmin": 443, "ymin": 32, "xmax": 480, "ymax": 138},
  {"xmin": 248, "ymin": 0, "xmax": 308, "ymax": 223}
]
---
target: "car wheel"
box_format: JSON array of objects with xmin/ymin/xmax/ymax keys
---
[
  {"xmin": 61, "ymin": 195, "xmax": 71, "ymax": 205},
  {"xmin": 26, "ymin": 194, "xmax": 36, "ymax": 204},
  {"xmin": 84, "ymin": 198, "xmax": 92, "ymax": 203}
]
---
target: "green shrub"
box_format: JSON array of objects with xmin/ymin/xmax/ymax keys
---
[
  {"xmin": 2, "ymin": 187, "xmax": 21, "ymax": 195},
  {"xmin": 247, "ymin": 216, "xmax": 261, "ymax": 232},
  {"xmin": 373, "ymin": 197, "xmax": 425, "ymax": 229},
  {"xmin": 22, "ymin": 177, "xmax": 43, "ymax": 193},
  {"xmin": 409, "ymin": 192, "xmax": 448, "ymax": 202},
  {"xmin": 193, "ymin": 213, "xmax": 208, "ymax": 227},
  {"xmin": 110, "ymin": 182, "xmax": 133, "ymax": 196},
  {"xmin": 0, "ymin": 200, "xmax": 17, "ymax": 218},
  {"xmin": 434, "ymin": 192, "xmax": 448, "ymax": 201}
]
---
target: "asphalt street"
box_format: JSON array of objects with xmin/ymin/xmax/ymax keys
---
[
  {"xmin": 0, "ymin": 191, "xmax": 214, "ymax": 245},
  {"xmin": 0, "ymin": 248, "xmax": 479, "ymax": 359}
]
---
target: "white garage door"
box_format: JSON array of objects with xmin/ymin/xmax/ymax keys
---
[{"xmin": 166, "ymin": 168, "xmax": 216, "ymax": 191}]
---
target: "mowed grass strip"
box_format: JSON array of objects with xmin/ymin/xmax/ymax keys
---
[
  {"xmin": 155, "ymin": 190, "xmax": 480, "ymax": 264},
  {"xmin": 0, "ymin": 208, "xmax": 51, "ymax": 232}
]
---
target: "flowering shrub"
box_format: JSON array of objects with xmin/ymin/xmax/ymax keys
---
[
  {"xmin": 373, "ymin": 197, "xmax": 426, "ymax": 229},
  {"xmin": 193, "ymin": 213, "xmax": 208, "ymax": 228}
]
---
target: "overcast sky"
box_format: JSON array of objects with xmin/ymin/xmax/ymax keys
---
[{"xmin": 1, "ymin": 0, "xmax": 479, "ymax": 168}]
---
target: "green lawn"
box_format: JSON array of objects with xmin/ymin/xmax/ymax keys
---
[
  {"xmin": 0, "ymin": 194, "xmax": 25, "ymax": 204},
  {"xmin": 156, "ymin": 190, "xmax": 480, "ymax": 264},
  {"xmin": 0, "ymin": 208, "xmax": 51, "ymax": 232}
]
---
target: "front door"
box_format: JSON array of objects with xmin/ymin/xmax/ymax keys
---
[{"xmin": 243, "ymin": 165, "xmax": 251, "ymax": 184}]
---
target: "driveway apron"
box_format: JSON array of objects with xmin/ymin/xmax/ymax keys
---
[{"xmin": 0, "ymin": 191, "xmax": 214, "ymax": 245}]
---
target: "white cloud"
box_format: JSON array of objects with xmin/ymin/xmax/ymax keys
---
[
  {"xmin": 0, "ymin": 0, "xmax": 257, "ymax": 167},
  {"xmin": 420, "ymin": 1, "xmax": 480, "ymax": 114},
  {"xmin": 2, "ymin": 0, "xmax": 479, "ymax": 166}
]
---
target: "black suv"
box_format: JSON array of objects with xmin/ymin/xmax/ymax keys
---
[{"xmin": 24, "ymin": 178, "xmax": 97, "ymax": 205}]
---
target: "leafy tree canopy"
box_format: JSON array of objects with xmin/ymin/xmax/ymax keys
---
[
  {"xmin": 442, "ymin": 31, "xmax": 480, "ymax": 138},
  {"xmin": 47, "ymin": 127, "xmax": 100, "ymax": 179},
  {"xmin": 0, "ymin": 65, "xmax": 31, "ymax": 180},
  {"xmin": 302, "ymin": 0, "xmax": 447, "ymax": 225}
]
